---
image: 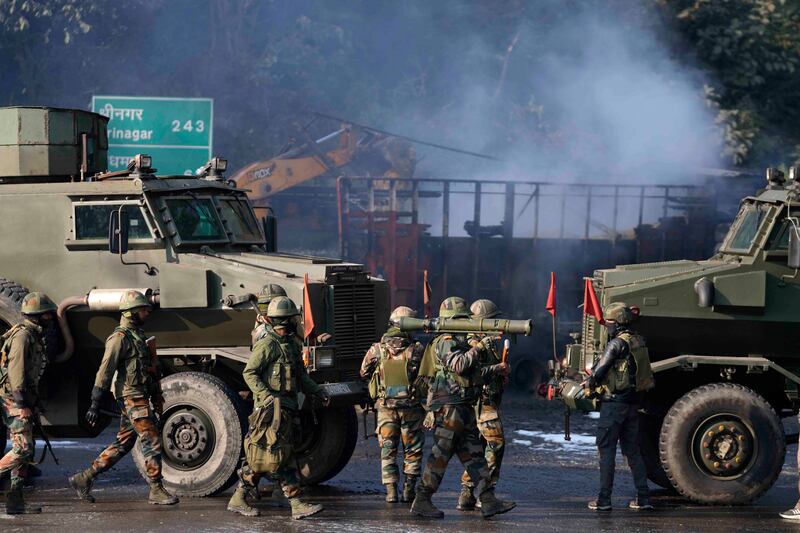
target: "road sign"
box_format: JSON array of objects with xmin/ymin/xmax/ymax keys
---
[{"xmin": 92, "ymin": 96, "xmax": 213, "ymax": 176}]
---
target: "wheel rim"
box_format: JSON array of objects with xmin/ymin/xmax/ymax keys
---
[
  {"xmin": 161, "ymin": 404, "xmax": 216, "ymax": 471},
  {"xmin": 691, "ymin": 413, "xmax": 756, "ymax": 479}
]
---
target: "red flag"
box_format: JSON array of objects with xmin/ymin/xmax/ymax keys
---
[
  {"xmin": 583, "ymin": 278, "xmax": 604, "ymax": 324},
  {"xmin": 545, "ymin": 272, "xmax": 556, "ymax": 316},
  {"xmin": 303, "ymin": 273, "xmax": 315, "ymax": 338},
  {"xmin": 423, "ymin": 270, "xmax": 432, "ymax": 318}
]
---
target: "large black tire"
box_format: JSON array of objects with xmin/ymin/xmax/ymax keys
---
[
  {"xmin": 659, "ymin": 383, "xmax": 784, "ymax": 504},
  {"xmin": 295, "ymin": 405, "xmax": 359, "ymax": 485},
  {"xmin": 639, "ymin": 412, "xmax": 671, "ymax": 488},
  {"xmin": 132, "ymin": 372, "xmax": 247, "ymax": 497}
]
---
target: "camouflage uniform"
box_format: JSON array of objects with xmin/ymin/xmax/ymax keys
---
[
  {"xmin": 360, "ymin": 326, "xmax": 425, "ymax": 495},
  {"xmin": 419, "ymin": 333, "xmax": 490, "ymax": 494},
  {"xmin": 88, "ymin": 315, "xmax": 164, "ymax": 481},
  {"xmin": 461, "ymin": 333, "xmax": 505, "ymax": 491},
  {"xmin": 0, "ymin": 320, "xmax": 46, "ymax": 491}
]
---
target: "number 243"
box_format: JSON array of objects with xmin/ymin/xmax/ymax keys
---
[{"xmin": 171, "ymin": 120, "xmax": 205, "ymax": 133}]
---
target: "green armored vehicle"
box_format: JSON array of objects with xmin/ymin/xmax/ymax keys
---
[
  {"xmin": 555, "ymin": 167, "xmax": 800, "ymax": 505},
  {"xmin": 0, "ymin": 106, "xmax": 390, "ymax": 496}
]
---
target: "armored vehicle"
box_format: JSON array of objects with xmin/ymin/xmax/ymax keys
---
[
  {"xmin": 555, "ymin": 167, "xmax": 800, "ymax": 505},
  {"xmin": 0, "ymin": 106, "xmax": 390, "ymax": 496}
]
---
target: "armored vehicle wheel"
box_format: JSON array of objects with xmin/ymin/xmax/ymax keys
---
[
  {"xmin": 660, "ymin": 383, "xmax": 784, "ymax": 504},
  {"xmin": 639, "ymin": 413, "xmax": 671, "ymax": 488},
  {"xmin": 133, "ymin": 372, "xmax": 246, "ymax": 497},
  {"xmin": 295, "ymin": 405, "xmax": 358, "ymax": 485}
]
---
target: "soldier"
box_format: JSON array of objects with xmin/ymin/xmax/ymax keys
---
[
  {"xmin": 0, "ymin": 292, "xmax": 56, "ymax": 514},
  {"xmin": 252, "ymin": 284, "xmax": 287, "ymax": 346},
  {"xmin": 457, "ymin": 299, "xmax": 509, "ymax": 511},
  {"xmin": 584, "ymin": 302, "xmax": 654, "ymax": 511},
  {"xmin": 360, "ymin": 306, "xmax": 425, "ymax": 504},
  {"xmin": 69, "ymin": 290, "xmax": 178, "ymax": 505},
  {"xmin": 411, "ymin": 296, "xmax": 515, "ymax": 519},
  {"xmin": 227, "ymin": 296, "xmax": 330, "ymax": 520}
]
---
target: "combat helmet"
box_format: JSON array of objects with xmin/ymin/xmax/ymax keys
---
[
  {"xmin": 470, "ymin": 299, "xmax": 501, "ymax": 319},
  {"xmin": 389, "ymin": 306, "xmax": 417, "ymax": 322},
  {"xmin": 256, "ymin": 284, "xmax": 287, "ymax": 312},
  {"xmin": 439, "ymin": 296, "xmax": 470, "ymax": 319},
  {"xmin": 119, "ymin": 290, "xmax": 152, "ymax": 312},
  {"xmin": 20, "ymin": 292, "xmax": 57, "ymax": 315},
  {"xmin": 603, "ymin": 302, "xmax": 635, "ymax": 325},
  {"xmin": 267, "ymin": 296, "xmax": 300, "ymax": 318}
]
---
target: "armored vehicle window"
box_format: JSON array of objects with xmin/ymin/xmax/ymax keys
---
[
  {"xmin": 767, "ymin": 220, "xmax": 792, "ymax": 251},
  {"xmin": 75, "ymin": 203, "xmax": 152, "ymax": 240},
  {"xmin": 165, "ymin": 198, "xmax": 225, "ymax": 241},
  {"xmin": 725, "ymin": 204, "xmax": 766, "ymax": 252},
  {"xmin": 218, "ymin": 198, "xmax": 262, "ymax": 242}
]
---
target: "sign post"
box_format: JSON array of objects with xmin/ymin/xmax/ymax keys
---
[{"xmin": 91, "ymin": 96, "xmax": 213, "ymax": 176}]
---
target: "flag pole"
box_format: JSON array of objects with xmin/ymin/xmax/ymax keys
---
[{"xmin": 545, "ymin": 271, "xmax": 558, "ymax": 363}]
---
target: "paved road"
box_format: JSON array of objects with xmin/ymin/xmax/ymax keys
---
[{"xmin": 3, "ymin": 396, "xmax": 800, "ymax": 532}]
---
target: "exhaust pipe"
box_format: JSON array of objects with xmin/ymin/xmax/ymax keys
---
[{"xmin": 51, "ymin": 288, "xmax": 157, "ymax": 364}]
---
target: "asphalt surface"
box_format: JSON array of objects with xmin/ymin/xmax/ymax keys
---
[{"xmin": 3, "ymin": 395, "xmax": 800, "ymax": 532}]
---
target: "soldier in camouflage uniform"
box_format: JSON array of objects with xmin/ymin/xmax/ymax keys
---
[
  {"xmin": 69, "ymin": 290, "xmax": 178, "ymax": 506},
  {"xmin": 360, "ymin": 306, "xmax": 425, "ymax": 504},
  {"xmin": 457, "ymin": 299, "xmax": 509, "ymax": 511},
  {"xmin": 411, "ymin": 297, "xmax": 515, "ymax": 520},
  {"xmin": 227, "ymin": 296, "xmax": 330, "ymax": 520},
  {"xmin": 0, "ymin": 292, "xmax": 56, "ymax": 514}
]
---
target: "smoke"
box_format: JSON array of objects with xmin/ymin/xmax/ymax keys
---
[{"xmin": 384, "ymin": 2, "xmax": 720, "ymax": 184}]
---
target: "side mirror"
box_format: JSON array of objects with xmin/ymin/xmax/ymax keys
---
[
  {"xmin": 262, "ymin": 212, "xmax": 277, "ymax": 253},
  {"xmin": 789, "ymin": 224, "xmax": 800, "ymax": 269},
  {"xmin": 108, "ymin": 208, "xmax": 130, "ymax": 254}
]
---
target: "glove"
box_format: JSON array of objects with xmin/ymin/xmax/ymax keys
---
[
  {"xmin": 85, "ymin": 386, "xmax": 105, "ymax": 426},
  {"xmin": 423, "ymin": 410, "xmax": 435, "ymax": 430},
  {"xmin": 478, "ymin": 336, "xmax": 497, "ymax": 352},
  {"xmin": 317, "ymin": 332, "xmax": 333, "ymax": 344},
  {"xmin": 317, "ymin": 390, "xmax": 331, "ymax": 407}
]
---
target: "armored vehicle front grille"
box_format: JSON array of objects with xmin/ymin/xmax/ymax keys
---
[{"xmin": 333, "ymin": 283, "xmax": 376, "ymax": 360}]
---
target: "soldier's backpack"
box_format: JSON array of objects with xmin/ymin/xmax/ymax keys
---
[
  {"xmin": 0, "ymin": 324, "xmax": 25, "ymax": 389},
  {"xmin": 244, "ymin": 397, "xmax": 292, "ymax": 474},
  {"xmin": 606, "ymin": 332, "xmax": 655, "ymax": 393},
  {"xmin": 368, "ymin": 344, "xmax": 411, "ymax": 402}
]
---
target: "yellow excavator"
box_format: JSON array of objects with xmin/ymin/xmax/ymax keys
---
[{"xmin": 232, "ymin": 112, "xmax": 498, "ymax": 208}]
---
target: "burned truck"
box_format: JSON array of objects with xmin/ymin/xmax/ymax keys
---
[
  {"xmin": 552, "ymin": 167, "xmax": 800, "ymax": 505},
  {"xmin": 0, "ymin": 106, "xmax": 390, "ymax": 496}
]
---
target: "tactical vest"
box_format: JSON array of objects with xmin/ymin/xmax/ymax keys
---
[
  {"xmin": 467, "ymin": 333, "xmax": 503, "ymax": 402},
  {"xmin": 419, "ymin": 334, "xmax": 480, "ymax": 405},
  {"xmin": 604, "ymin": 332, "xmax": 655, "ymax": 393},
  {"xmin": 114, "ymin": 325, "xmax": 154, "ymax": 392},
  {"xmin": 0, "ymin": 323, "xmax": 44, "ymax": 392},
  {"xmin": 262, "ymin": 331, "xmax": 301, "ymax": 394},
  {"xmin": 368, "ymin": 344, "xmax": 412, "ymax": 402}
]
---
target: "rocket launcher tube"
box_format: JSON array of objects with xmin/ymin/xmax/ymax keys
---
[{"xmin": 396, "ymin": 317, "xmax": 532, "ymax": 336}]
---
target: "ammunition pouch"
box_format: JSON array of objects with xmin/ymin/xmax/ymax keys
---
[
  {"xmin": 607, "ymin": 332, "xmax": 654, "ymax": 393},
  {"xmin": 244, "ymin": 397, "xmax": 292, "ymax": 475}
]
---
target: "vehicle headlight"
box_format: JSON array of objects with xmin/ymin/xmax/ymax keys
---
[{"xmin": 314, "ymin": 347, "xmax": 335, "ymax": 368}]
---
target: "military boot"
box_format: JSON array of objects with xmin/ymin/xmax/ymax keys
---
[
  {"xmin": 479, "ymin": 489, "xmax": 516, "ymax": 519},
  {"xmin": 68, "ymin": 468, "xmax": 96, "ymax": 503},
  {"xmin": 148, "ymin": 480, "xmax": 179, "ymax": 505},
  {"xmin": 385, "ymin": 483, "xmax": 399, "ymax": 503},
  {"xmin": 410, "ymin": 488, "xmax": 444, "ymax": 519},
  {"xmin": 227, "ymin": 488, "xmax": 260, "ymax": 517},
  {"xmin": 289, "ymin": 497, "xmax": 324, "ymax": 520},
  {"xmin": 456, "ymin": 484, "xmax": 476, "ymax": 511},
  {"xmin": 401, "ymin": 476, "xmax": 417, "ymax": 503},
  {"xmin": 5, "ymin": 485, "xmax": 42, "ymax": 515}
]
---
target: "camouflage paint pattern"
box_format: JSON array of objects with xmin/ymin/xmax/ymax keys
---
[
  {"xmin": 90, "ymin": 396, "xmax": 162, "ymax": 481},
  {"xmin": 460, "ymin": 404, "xmax": 505, "ymax": 489},
  {"xmin": 420, "ymin": 404, "xmax": 490, "ymax": 494},
  {"xmin": 0, "ymin": 397, "xmax": 34, "ymax": 488},
  {"xmin": 376, "ymin": 405, "xmax": 425, "ymax": 484}
]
